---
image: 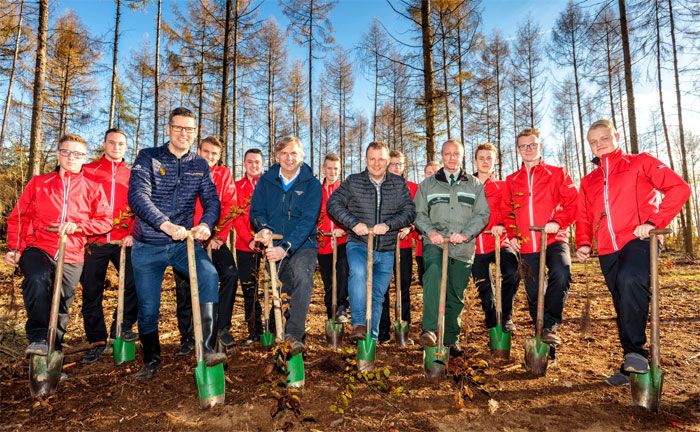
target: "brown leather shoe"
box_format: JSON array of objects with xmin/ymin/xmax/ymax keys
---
[{"xmin": 350, "ymin": 325, "xmax": 366, "ymax": 342}]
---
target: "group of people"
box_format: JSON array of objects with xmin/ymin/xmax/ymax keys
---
[{"xmin": 5, "ymin": 106, "xmax": 690, "ymax": 387}]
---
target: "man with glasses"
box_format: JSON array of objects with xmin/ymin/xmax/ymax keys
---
[
  {"xmin": 5, "ymin": 134, "xmax": 112, "ymax": 357},
  {"xmin": 128, "ymin": 107, "xmax": 226, "ymax": 380},
  {"xmin": 79, "ymin": 128, "xmax": 140, "ymax": 363},
  {"xmin": 495, "ymin": 128, "xmax": 578, "ymax": 356}
]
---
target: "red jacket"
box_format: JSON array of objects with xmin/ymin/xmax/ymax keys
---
[
  {"xmin": 194, "ymin": 165, "xmax": 237, "ymax": 242},
  {"xmin": 6, "ymin": 171, "xmax": 112, "ymax": 263},
  {"xmin": 399, "ymin": 181, "xmax": 419, "ymax": 249},
  {"xmin": 82, "ymin": 156, "xmax": 133, "ymax": 244},
  {"xmin": 576, "ymin": 149, "xmax": 690, "ymax": 256},
  {"xmin": 500, "ymin": 159, "xmax": 578, "ymax": 254},
  {"xmin": 475, "ymin": 174, "xmax": 510, "ymax": 255},
  {"xmin": 233, "ymin": 175, "xmax": 259, "ymax": 252},
  {"xmin": 317, "ymin": 179, "xmax": 348, "ymax": 255}
]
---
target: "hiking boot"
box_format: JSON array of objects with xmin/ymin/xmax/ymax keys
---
[
  {"xmin": 623, "ymin": 353, "xmax": 649, "ymax": 374},
  {"xmin": 504, "ymin": 320, "xmax": 516, "ymax": 333},
  {"xmin": 605, "ymin": 371, "xmax": 630, "ymax": 386},
  {"xmin": 218, "ymin": 330, "xmax": 236, "ymax": 348},
  {"xmin": 175, "ymin": 340, "xmax": 195, "ymax": 357},
  {"xmin": 350, "ymin": 325, "xmax": 366, "ymax": 342},
  {"xmin": 285, "ymin": 335, "xmax": 306, "ymax": 356},
  {"xmin": 335, "ymin": 307, "xmax": 349, "ymax": 324},
  {"xmin": 420, "ymin": 331, "xmax": 437, "ymax": 347},
  {"xmin": 122, "ymin": 330, "xmax": 139, "ymax": 342},
  {"xmin": 81, "ymin": 343, "xmax": 107, "ymax": 363},
  {"xmin": 26, "ymin": 340, "xmax": 48, "ymax": 356},
  {"xmin": 541, "ymin": 328, "xmax": 562, "ymax": 346},
  {"xmin": 449, "ymin": 343, "xmax": 464, "ymax": 358},
  {"xmin": 135, "ymin": 331, "xmax": 160, "ymax": 381}
]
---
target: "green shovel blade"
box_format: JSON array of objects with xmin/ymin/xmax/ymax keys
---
[
  {"xmin": 29, "ymin": 351, "xmax": 64, "ymax": 398},
  {"xmin": 631, "ymin": 364, "xmax": 664, "ymax": 411},
  {"xmin": 488, "ymin": 324, "xmax": 512, "ymax": 356},
  {"xmin": 423, "ymin": 345, "xmax": 449, "ymax": 381},
  {"xmin": 286, "ymin": 353, "xmax": 305, "ymax": 388},
  {"xmin": 523, "ymin": 336, "xmax": 550, "ymax": 376},
  {"xmin": 194, "ymin": 360, "xmax": 225, "ymax": 406},
  {"xmin": 113, "ymin": 337, "xmax": 136, "ymax": 365},
  {"xmin": 357, "ymin": 334, "xmax": 376, "ymax": 372},
  {"xmin": 260, "ymin": 331, "xmax": 275, "ymax": 347}
]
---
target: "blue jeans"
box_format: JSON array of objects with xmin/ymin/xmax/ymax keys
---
[
  {"xmin": 346, "ymin": 241, "xmax": 394, "ymax": 339},
  {"xmin": 131, "ymin": 240, "xmax": 219, "ymax": 335}
]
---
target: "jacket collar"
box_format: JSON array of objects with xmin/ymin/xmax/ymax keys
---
[
  {"xmin": 99, "ymin": 155, "xmax": 127, "ymax": 167},
  {"xmin": 435, "ymin": 167, "xmax": 470, "ymax": 184},
  {"xmin": 592, "ymin": 147, "xmax": 624, "ymax": 167},
  {"xmin": 159, "ymin": 142, "xmax": 196, "ymax": 162},
  {"xmin": 264, "ymin": 162, "xmax": 314, "ymax": 187}
]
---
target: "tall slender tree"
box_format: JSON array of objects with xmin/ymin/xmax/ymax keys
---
[
  {"xmin": 28, "ymin": 0, "xmax": 49, "ymax": 180},
  {"xmin": 0, "ymin": 0, "xmax": 25, "ymax": 160}
]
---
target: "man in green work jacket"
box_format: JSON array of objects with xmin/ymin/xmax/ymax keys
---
[{"xmin": 414, "ymin": 139, "xmax": 490, "ymax": 357}]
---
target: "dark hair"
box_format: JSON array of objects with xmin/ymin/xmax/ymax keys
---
[
  {"xmin": 103, "ymin": 127, "xmax": 128, "ymax": 143},
  {"xmin": 199, "ymin": 135, "xmax": 223, "ymax": 149},
  {"xmin": 474, "ymin": 142, "xmax": 498, "ymax": 159},
  {"xmin": 324, "ymin": 153, "xmax": 340, "ymax": 162},
  {"xmin": 168, "ymin": 107, "xmax": 196, "ymax": 124},
  {"xmin": 244, "ymin": 148, "xmax": 264, "ymax": 159},
  {"xmin": 58, "ymin": 133, "xmax": 87, "ymax": 147},
  {"xmin": 389, "ymin": 149, "xmax": 405, "ymax": 159},
  {"xmin": 365, "ymin": 141, "xmax": 389, "ymax": 156}
]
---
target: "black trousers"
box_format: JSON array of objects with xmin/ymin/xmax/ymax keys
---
[
  {"xmin": 416, "ymin": 255, "xmax": 425, "ymax": 283},
  {"xmin": 599, "ymin": 239, "xmax": 655, "ymax": 359},
  {"xmin": 379, "ymin": 247, "xmax": 413, "ymax": 341},
  {"xmin": 317, "ymin": 243, "xmax": 350, "ymax": 318},
  {"xmin": 236, "ymin": 249, "xmax": 263, "ymax": 338},
  {"xmin": 521, "ymin": 242, "xmax": 572, "ymax": 331},
  {"xmin": 174, "ymin": 243, "xmax": 238, "ymax": 342},
  {"xmin": 80, "ymin": 243, "xmax": 139, "ymax": 343},
  {"xmin": 471, "ymin": 247, "xmax": 520, "ymax": 329},
  {"xmin": 20, "ymin": 247, "xmax": 83, "ymax": 350}
]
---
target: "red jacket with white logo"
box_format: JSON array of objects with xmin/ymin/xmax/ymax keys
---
[
  {"xmin": 499, "ymin": 159, "xmax": 579, "ymax": 254},
  {"xmin": 317, "ymin": 179, "xmax": 348, "ymax": 255},
  {"xmin": 576, "ymin": 149, "xmax": 690, "ymax": 256},
  {"xmin": 6, "ymin": 171, "xmax": 113, "ymax": 263},
  {"xmin": 194, "ymin": 165, "xmax": 237, "ymax": 242},
  {"xmin": 82, "ymin": 156, "xmax": 133, "ymax": 244},
  {"xmin": 233, "ymin": 175, "xmax": 259, "ymax": 252},
  {"xmin": 475, "ymin": 174, "xmax": 510, "ymax": 255},
  {"xmin": 399, "ymin": 181, "xmax": 419, "ymax": 249}
]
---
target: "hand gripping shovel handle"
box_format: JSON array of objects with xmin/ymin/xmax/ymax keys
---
[
  {"xmin": 186, "ymin": 233, "xmax": 205, "ymax": 364},
  {"xmin": 529, "ymin": 226, "xmax": 548, "ymax": 339},
  {"xmin": 649, "ymin": 228, "xmax": 671, "ymax": 370}
]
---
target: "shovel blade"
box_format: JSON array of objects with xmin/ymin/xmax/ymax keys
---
[
  {"xmin": 113, "ymin": 337, "xmax": 136, "ymax": 365},
  {"xmin": 286, "ymin": 353, "xmax": 305, "ymax": 388},
  {"xmin": 325, "ymin": 318, "xmax": 344, "ymax": 348},
  {"xmin": 260, "ymin": 331, "xmax": 275, "ymax": 348},
  {"xmin": 488, "ymin": 324, "xmax": 512, "ymax": 360},
  {"xmin": 194, "ymin": 360, "xmax": 226, "ymax": 409},
  {"xmin": 393, "ymin": 320, "xmax": 410, "ymax": 348},
  {"xmin": 29, "ymin": 351, "xmax": 64, "ymax": 398},
  {"xmin": 631, "ymin": 365, "xmax": 664, "ymax": 412},
  {"xmin": 523, "ymin": 336, "xmax": 549, "ymax": 377},
  {"xmin": 423, "ymin": 345, "xmax": 449, "ymax": 382},
  {"xmin": 357, "ymin": 334, "xmax": 376, "ymax": 372}
]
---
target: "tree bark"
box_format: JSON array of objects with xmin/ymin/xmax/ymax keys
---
[
  {"xmin": 308, "ymin": 0, "xmax": 314, "ymax": 170},
  {"xmin": 153, "ymin": 0, "xmax": 162, "ymax": 147},
  {"xmin": 0, "ymin": 0, "xmax": 24, "ymax": 161},
  {"xmin": 571, "ymin": 33, "xmax": 587, "ymax": 175},
  {"xmin": 618, "ymin": 0, "xmax": 639, "ymax": 154},
  {"xmin": 108, "ymin": 0, "xmax": 121, "ymax": 128},
  {"xmin": 654, "ymin": 0, "xmax": 673, "ymax": 170},
  {"xmin": 231, "ymin": 0, "xmax": 239, "ymax": 175},
  {"xmin": 28, "ymin": 0, "xmax": 49, "ymax": 180},
  {"xmin": 421, "ymin": 0, "xmax": 436, "ymax": 162},
  {"xmin": 220, "ymin": 0, "xmax": 233, "ymax": 167}
]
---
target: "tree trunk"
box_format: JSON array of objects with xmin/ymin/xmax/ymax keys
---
[
  {"xmin": 0, "ymin": 0, "xmax": 24, "ymax": 161},
  {"xmin": 571, "ymin": 34, "xmax": 587, "ymax": 175},
  {"xmin": 654, "ymin": 0, "xmax": 673, "ymax": 169},
  {"xmin": 267, "ymin": 52, "xmax": 274, "ymax": 165},
  {"xmin": 133, "ymin": 72, "xmax": 145, "ymax": 161},
  {"xmin": 421, "ymin": 0, "xmax": 436, "ymax": 162},
  {"xmin": 456, "ymin": 27, "xmax": 466, "ymax": 166},
  {"xmin": 605, "ymin": 30, "xmax": 617, "ymax": 129},
  {"xmin": 28, "ymin": 0, "xmax": 49, "ymax": 180},
  {"xmin": 308, "ymin": 0, "xmax": 314, "ymax": 171},
  {"xmin": 220, "ymin": 0, "xmax": 233, "ymax": 166},
  {"xmin": 58, "ymin": 50, "xmax": 72, "ymax": 136},
  {"xmin": 439, "ymin": 13, "xmax": 450, "ymax": 140},
  {"xmin": 495, "ymin": 51, "xmax": 502, "ymax": 179},
  {"xmin": 197, "ymin": 21, "xmax": 205, "ymax": 144},
  {"xmin": 108, "ymin": 0, "xmax": 121, "ymax": 128},
  {"xmin": 618, "ymin": 0, "xmax": 639, "ymax": 154},
  {"xmin": 153, "ymin": 0, "xmax": 162, "ymax": 147},
  {"xmin": 373, "ymin": 50, "xmax": 378, "ymax": 140},
  {"xmin": 231, "ymin": 0, "xmax": 239, "ymax": 174}
]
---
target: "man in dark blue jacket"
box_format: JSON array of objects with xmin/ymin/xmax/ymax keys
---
[
  {"xmin": 128, "ymin": 107, "xmax": 226, "ymax": 380},
  {"xmin": 250, "ymin": 135, "xmax": 322, "ymax": 355}
]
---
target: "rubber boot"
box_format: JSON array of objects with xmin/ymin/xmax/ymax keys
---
[
  {"xmin": 201, "ymin": 303, "xmax": 227, "ymax": 367},
  {"xmin": 135, "ymin": 331, "xmax": 160, "ymax": 381}
]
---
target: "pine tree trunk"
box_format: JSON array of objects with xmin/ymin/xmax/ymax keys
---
[
  {"xmin": 440, "ymin": 14, "xmax": 450, "ymax": 140},
  {"xmin": 308, "ymin": 0, "xmax": 314, "ymax": 171},
  {"xmin": 421, "ymin": 0, "xmax": 436, "ymax": 162},
  {"xmin": 108, "ymin": 0, "xmax": 121, "ymax": 128},
  {"xmin": 571, "ymin": 35, "xmax": 587, "ymax": 175},
  {"xmin": 231, "ymin": 0, "xmax": 239, "ymax": 174},
  {"xmin": 605, "ymin": 30, "xmax": 617, "ymax": 129},
  {"xmin": 618, "ymin": 0, "xmax": 639, "ymax": 154},
  {"xmin": 654, "ymin": 0, "xmax": 673, "ymax": 169},
  {"xmin": 0, "ymin": 0, "xmax": 24, "ymax": 160},
  {"xmin": 220, "ymin": 0, "xmax": 233, "ymax": 166},
  {"xmin": 28, "ymin": 0, "xmax": 49, "ymax": 180},
  {"xmin": 153, "ymin": 0, "xmax": 162, "ymax": 147}
]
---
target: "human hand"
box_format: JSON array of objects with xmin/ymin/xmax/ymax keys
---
[
  {"xmin": 633, "ymin": 223, "xmax": 655, "ymax": 240},
  {"xmin": 352, "ymin": 223, "xmax": 369, "ymax": 236},
  {"xmin": 122, "ymin": 235, "xmax": 134, "ymax": 247},
  {"xmin": 490, "ymin": 225, "xmax": 506, "ymax": 236},
  {"xmin": 5, "ymin": 251, "xmax": 20, "ymax": 267},
  {"xmin": 576, "ymin": 246, "xmax": 591, "ymax": 263},
  {"xmin": 332, "ymin": 228, "xmax": 346, "ymax": 238},
  {"xmin": 373, "ymin": 223, "xmax": 390, "ymax": 235},
  {"xmin": 398, "ymin": 227, "xmax": 411, "ymax": 240},
  {"xmin": 509, "ymin": 238, "xmax": 520, "ymax": 253},
  {"xmin": 428, "ymin": 231, "xmax": 444, "ymax": 245},
  {"xmin": 58, "ymin": 221, "xmax": 79, "ymax": 236},
  {"xmin": 160, "ymin": 221, "xmax": 188, "ymax": 240},
  {"xmin": 191, "ymin": 224, "xmax": 211, "ymax": 241},
  {"xmin": 449, "ymin": 232, "xmax": 468, "ymax": 244},
  {"xmin": 209, "ymin": 238, "xmax": 224, "ymax": 250},
  {"xmin": 544, "ymin": 222, "xmax": 560, "ymax": 234},
  {"xmin": 265, "ymin": 246, "xmax": 287, "ymax": 262}
]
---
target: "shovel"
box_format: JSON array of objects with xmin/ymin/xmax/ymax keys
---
[
  {"xmin": 357, "ymin": 231, "xmax": 377, "ymax": 373},
  {"xmin": 29, "ymin": 228, "xmax": 73, "ymax": 398},
  {"xmin": 579, "ymin": 258, "xmax": 593, "ymax": 336},
  {"xmin": 523, "ymin": 226, "xmax": 549, "ymax": 377},
  {"xmin": 393, "ymin": 237, "xmax": 409, "ymax": 347},
  {"xmin": 324, "ymin": 233, "xmax": 344, "ymax": 348},
  {"xmin": 631, "ymin": 228, "xmax": 671, "ymax": 412},
  {"xmin": 186, "ymin": 232, "xmax": 225, "ymax": 409},
  {"xmin": 487, "ymin": 231, "xmax": 511, "ymax": 359},
  {"xmin": 424, "ymin": 239, "xmax": 450, "ymax": 381},
  {"xmin": 113, "ymin": 241, "xmax": 135, "ymax": 365}
]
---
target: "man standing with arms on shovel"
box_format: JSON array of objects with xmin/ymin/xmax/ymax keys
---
[
  {"xmin": 576, "ymin": 119, "xmax": 690, "ymax": 386},
  {"xmin": 498, "ymin": 128, "xmax": 578, "ymax": 356},
  {"xmin": 79, "ymin": 128, "xmax": 139, "ymax": 364},
  {"xmin": 414, "ymin": 139, "xmax": 490, "ymax": 357},
  {"xmin": 250, "ymin": 136, "xmax": 322, "ymax": 355},
  {"xmin": 128, "ymin": 107, "xmax": 226, "ymax": 380},
  {"xmin": 326, "ymin": 141, "xmax": 416, "ymax": 342}
]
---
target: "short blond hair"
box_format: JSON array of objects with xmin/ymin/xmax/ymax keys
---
[
  {"xmin": 588, "ymin": 119, "xmax": 616, "ymax": 135},
  {"xmin": 274, "ymin": 135, "xmax": 304, "ymax": 157}
]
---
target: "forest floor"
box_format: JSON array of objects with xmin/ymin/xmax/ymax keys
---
[{"xmin": 0, "ymin": 251, "xmax": 699, "ymax": 431}]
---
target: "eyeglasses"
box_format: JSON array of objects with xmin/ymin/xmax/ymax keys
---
[
  {"xmin": 58, "ymin": 149, "xmax": 87, "ymax": 159},
  {"xmin": 389, "ymin": 162, "xmax": 405, "ymax": 168},
  {"xmin": 170, "ymin": 124, "xmax": 197, "ymax": 134},
  {"xmin": 517, "ymin": 143, "xmax": 538, "ymax": 151}
]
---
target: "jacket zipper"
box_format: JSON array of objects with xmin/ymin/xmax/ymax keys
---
[
  {"xmin": 603, "ymin": 158, "xmax": 619, "ymax": 251},
  {"xmin": 107, "ymin": 162, "xmax": 116, "ymax": 243},
  {"xmin": 56, "ymin": 175, "xmax": 70, "ymax": 259},
  {"xmin": 526, "ymin": 166, "xmax": 537, "ymax": 251}
]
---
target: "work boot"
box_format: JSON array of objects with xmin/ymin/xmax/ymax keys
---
[
  {"xmin": 420, "ymin": 331, "xmax": 437, "ymax": 347},
  {"xmin": 605, "ymin": 371, "xmax": 630, "ymax": 386},
  {"xmin": 541, "ymin": 328, "xmax": 562, "ymax": 346},
  {"xmin": 285, "ymin": 335, "xmax": 305, "ymax": 356},
  {"xmin": 201, "ymin": 303, "xmax": 227, "ymax": 367},
  {"xmin": 504, "ymin": 319, "xmax": 516, "ymax": 334},
  {"xmin": 135, "ymin": 331, "xmax": 161, "ymax": 381},
  {"xmin": 449, "ymin": 343, "xmax": 464, "ymax": 358},
  {"xmin": 122, "ymin": 329, "xmax": 139, "ymax": 342},
  {"xmin": 218, "ymin": 330, "xmax": 236, "ymax": 349},
  {"xmin": 335, "ymin": 307, "xmax": 349, "ymax": 324},
  {"xmin": 175, "ymin": 339, "xmax": 195, "ymax": 356},
  {"xmin": 81, "ymin": 342, "xmax": 107, "ymax": 363},
  {"xmin": 26, "ymin": 340, "xmax": 48, "ymax": 356},
  {"xmin": 623, "ymin": 353, "xmax": 649, "ymax": 374},
  {"xmin": 350, "ymin": 325, "xmax": 366, "ymax": 342}
]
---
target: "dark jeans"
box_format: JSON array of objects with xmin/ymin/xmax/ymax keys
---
[
  {"xmin": 236, "ymin": 249, "xmax": 262, "ymax": 338},
  {"xmin": 379, "ymin": 247, "xmax": 413, "ymax": 341},
  {"xmin": 471, "ymin": 247, "xmax": 520, "ymax": 329},
  {"xmin": 599, "ymin": 239, "xmax": 655, "ymax": 359},
  {"xmin": 416, "ymin": 255, "xmax": 424, "ymax": 283},
  {"xmin": 268, "ymin": 248, "xmax": 317, "ymax": 341},
  {"xmin": 20, "ymin": 247, "xmax": 83, "ymax": 350},
  {"xmin": 131, "ymin": 240, "xmax": 218, "ymax": 335},
  {"xmin": 317, "ymin": 243, "xmax": 349, "ymax": 318},
  {"xmin": 174, "ymin": 243, "xmax": 238, "ymax": 342},
  {"xmin": 80, "ymin": 243, "xmax": 139, "ymax": 343},
  {"xmin": 521, "ymin": 241, "xmax": 572, "ymax": 331}
]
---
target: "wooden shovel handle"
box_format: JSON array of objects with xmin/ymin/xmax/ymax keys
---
[
  {"xmin": 365, "ymin": 232, "xmax": 374, "ymax": 329},
  {"xmin": 528, "ymin": 226, "xmax": 547, "ymax": 339},
  {"xmin": 46, "ymin": 226, "xmax": 83, "ymax": 233},
  {"xmin": 649, "ymin": 228, "xmax": 670, "ymax": 369},
  {"xmin": 186, "ymin": 232, "xmax": 204, "ymax": 364},
  {"xmin": 115, "ymin": 242, "xmax": 126, "ymax": 339},
  {"xmin": 436, "ymin": 239, "xmax": 449, "ymax": 348}
]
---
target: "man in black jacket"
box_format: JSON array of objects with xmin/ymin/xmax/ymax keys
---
[{"xmin": 327, "ymin": 142, "xmax": 416, "ymax": 341}]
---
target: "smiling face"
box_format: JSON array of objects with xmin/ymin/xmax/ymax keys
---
[
  {"xmin": 516, "ymin": 134, "xmax": 542, "ymax": 165},
  {"xmin": 198, "ymin": 141, "xmax": 222, "ymax": 168},
  {"xmin": 365, "ymin": 147, "xmax": 389, "ymax": 180},
  {"xmin": 587, "ymin": 125, "xmax": 619, "ymax": 158},
  {"xmin": 57, "ymin": 140, "xmax": 88, "ymax": 174},
  {"xmin": 244, "ymin": 152, "xmax": 263, "ymax": 178},
  {"xmin": 276, "ymin": 141, "xmax": 303, "ymax": 176},
  {"xmin": 103, "ymin": 131, "xmax": 127, "ymax": 162},
  {"xmin": 323, "ymin": 159, "xmax": 341, "ymax": 183},
  {"xmin": 388, "ymin": 156, "xmax": 405, "ymax": 177},
  {"xmin": 474, "ymin": 149, "xmax": 496, "ymax": 176},
  {"xmin": 168, "ymin": 115, "xmax": 197, "ymax": 155}
]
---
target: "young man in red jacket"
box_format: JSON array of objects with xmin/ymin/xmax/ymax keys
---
[
  {"xmin": 471, "ymin": 143, "xmax": 519, "ymax": 335},
  {"xmin": 79, "ymin": 128, "xmax": 139, "ymax": 363},
  {"xmin": 174, "ymin": 136, "xmax": 239, "ymax": 354},
  {"xmin": 317, "ymin": 153, "xmax": 350, "ymax": 323},
  {"xmin": 379, "ymin": 149, "xmax": 418, "ymax": 343},
  {"xmin": 5, "ymin": 134, "xmax": 112, "ymax": 356},
  {"xmin": 233, "ymin": 148, "xmax": 265, "ymax": 344},
  {"xmin": 576, "ymin": 119, "xmax": 691, "ymax": 386},
  {"xmin": 496, "ymin": 128, "xmax": 578, "ymax": 353}
]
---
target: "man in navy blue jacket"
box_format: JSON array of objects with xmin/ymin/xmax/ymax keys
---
[
  {"xmin": 250, "ymin": 135, "xmax": 322, "ymax": 355},
  {"xmin": 128, "ymin": 107, "xmax": 226, "ymax": 380}
]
